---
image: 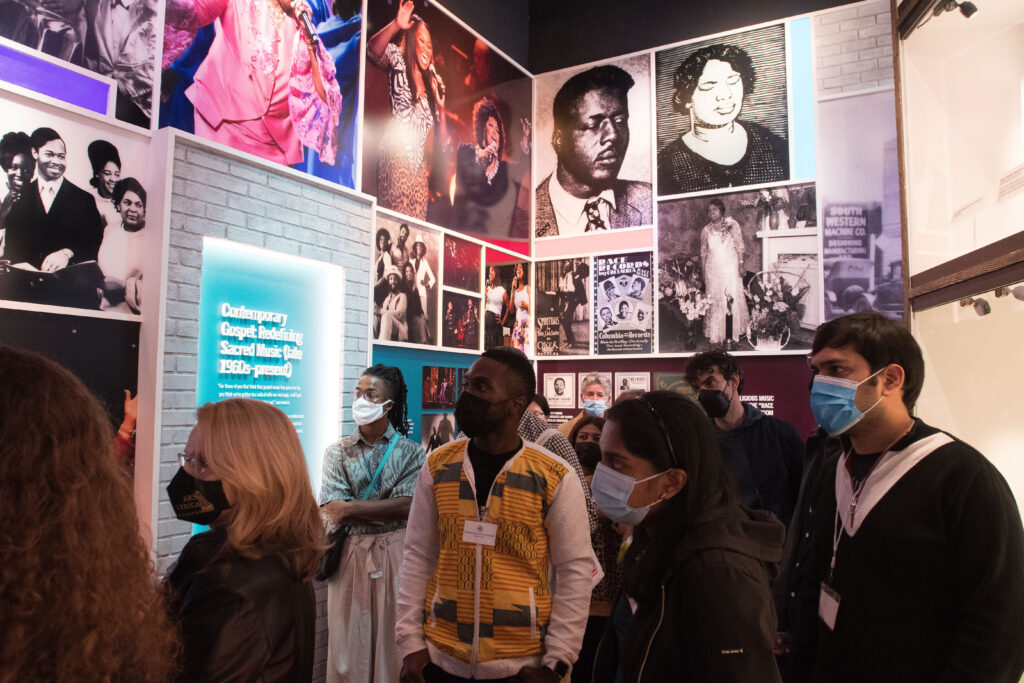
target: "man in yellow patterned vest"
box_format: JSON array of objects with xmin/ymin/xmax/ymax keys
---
[{"xmin": 397, "ymin": 347, "xmax": 593, "ymax": 682}]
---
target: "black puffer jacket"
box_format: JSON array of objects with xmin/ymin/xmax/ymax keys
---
[
  {"xmin": 592, "ymin": 506, "xmax": 785, "ymax": 683},
  {"xmin": 166, "ymin": 528, "xmax": 315, "ymax": 683}
]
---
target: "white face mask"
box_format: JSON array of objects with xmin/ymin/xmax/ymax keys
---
[
  {"xmin": 352, "ymin": 396, "xmax": 391, "ymax": 426},
  {"xmin": 590, "ymin": 462, "xmax": 667, "ymax": 525}
]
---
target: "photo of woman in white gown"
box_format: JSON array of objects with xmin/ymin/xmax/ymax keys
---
[{"xmin": 699, "ymin": 197, "xmax": 748, "ymax": 345}]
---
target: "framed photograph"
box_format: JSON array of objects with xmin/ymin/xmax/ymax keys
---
[
  {"xmin": 658, "ymin": 182, "xmax": 819, "ymax": 354},
  {"xmin": 484, "ymin": 259, "xmax": 531, "ymax": 355},
  {"xmin": 0, "ymin": 96, "xmax": 154, "ymax": 316},
  {"xmin": 443, "ymin": 235, "xmax": 482, "ymax": 293},
  {"xmin": 593, "ymin": 252, "xmax": 654, "ymax": 354},
  {"xmin": 653, "ymin": 371, "xmax": 698, "ymax": 402},
  {"xmin": 373, "ymin": 214, "xmax": 440, "ymax": 346},
  {"xmin": 441, "ymin": 291, "xmax": 481, "ymax": 350},
  {"xmin": 614, "ymin": 372, "xmax": 650, "ymax": 399},
  {"xmin": 161, "ymin": 0, "xmax": 361, "ymax": 185},
  {"xmin": 533, "ymin": 258, "xmax": 590, "ymax": 356},
  {"xmin": 422, "ymin": 366, "xmax": 457, "ymax": 409},
  {"xmin": 362, "ymin": 0, "xmax": 532, "ymax": 247},
  {"xmin": 655, "ymin": 24, "xmax": 790, "ymax": 196},
  {"xmin": 534, "ymin": 53, "xmax": 653, "ymax": 239},
  {"xmin": 421, "ymin": 412, "xmax": 457, "ymax": 451},
  {"xmin": 544, "ymin": 373, "xmax": 576, "ymax": 409}
]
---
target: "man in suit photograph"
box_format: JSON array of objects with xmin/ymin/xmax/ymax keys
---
[
  {"xmin": 3, "ymin": 127, "xmax": 103, "ymax": 272},
  {"xmin": 535, "ymin": 65, "xmax": 653, "ymax": 237}
]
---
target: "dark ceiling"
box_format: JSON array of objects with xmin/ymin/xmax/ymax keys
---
[{"xmin": 439, "ymin": 0, "xmax": 865, "ymax": 74}]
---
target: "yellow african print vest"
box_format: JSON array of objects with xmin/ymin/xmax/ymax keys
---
[{"xmin": 422, "ymin": 438, "xmax": 569, "ymax": 663}]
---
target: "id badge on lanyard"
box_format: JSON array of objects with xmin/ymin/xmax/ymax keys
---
[{"xmin": 819, "ymin": 505, "xmax": 844, "ymax": 630}]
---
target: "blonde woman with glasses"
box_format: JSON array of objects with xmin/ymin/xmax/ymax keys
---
[{"xmin": 165, "ymin": 398, "xmax": 324, "ymax": 682}]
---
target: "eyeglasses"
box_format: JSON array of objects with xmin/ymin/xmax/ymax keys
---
[
  {"xmin": 352, "ymin": 388, "xmax": 382, "ymax": 402},
  {"xmin": 178, "ymin": 452, "xmax": 208, "ymax": 474}
]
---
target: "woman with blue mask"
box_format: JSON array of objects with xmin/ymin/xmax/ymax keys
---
[{"xmin": 589, "ymin": 391, "xmax": 784, "ymax": 682}]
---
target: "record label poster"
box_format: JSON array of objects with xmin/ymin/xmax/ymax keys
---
[{"xmin": 593, "ymin": 252, "xmax": 654, "ymax": 354}]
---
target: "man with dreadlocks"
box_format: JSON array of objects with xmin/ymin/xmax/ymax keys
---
[{"xmin": 320, "ymin": 364, "xmax": 426, "ymax": 683}]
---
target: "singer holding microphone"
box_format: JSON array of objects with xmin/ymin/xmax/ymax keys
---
[
  {"xmin": 452, "ymin": 97, "xmax": 532, "ymax": 238},
  {"xmin": 367, "ymin": 0, "xmax": 447, "ymax": 221},
  {"xmin": 162, "ymin": 0, "xmax": 343, "ymax": 166}
]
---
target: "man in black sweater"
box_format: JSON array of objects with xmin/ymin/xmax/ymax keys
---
[
  {"xmin": 686, "ymin": 350, "xmax": 804, "ymax": 527},
  {"xmin": 791, "ymin": 312, "xmax": 1024, "ymax": 682}
]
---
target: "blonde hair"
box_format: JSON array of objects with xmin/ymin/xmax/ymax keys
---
[{"xmin": 197, "ymin": 399, "xmax": 325, "ymax": 580}]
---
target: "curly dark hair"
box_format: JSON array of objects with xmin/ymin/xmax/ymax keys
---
[
  {"xmin": 376, "ymin": 228, "xmax": 392, "ymax": 252},
  {"xmin": 363, "ymin": 364, "xmax": 410, "ymax": 435},
  {"xmin": 672, "ymin": 44, "xmax": 756, "ymax": 116},
  {"xmin": 685, "ymin": 349, "xmax": 744, "ymax": 393},
  {"xmin": 0, "ymin": 346, "xmax": 178, "ymax": 682},
  {"xmin": 472, "ymin": 97, "xmax": 505, "ymax": 156}
]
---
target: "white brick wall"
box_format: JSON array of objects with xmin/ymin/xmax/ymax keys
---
[
  {"xmin": 814, "ymin": 0, "xmax": 896, "ymax": 97},
  {"xmin": 160, "ymin": 137, "xmax": 372, "ymax": 682}
]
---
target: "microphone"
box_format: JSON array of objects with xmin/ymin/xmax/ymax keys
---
[
  {"xmin": 428, "ymin": 63, "xmax": 445, "ymax": 98},
  {"xmin": 297, "ymin": 10, "xmax": 319, "ymax": 46}
]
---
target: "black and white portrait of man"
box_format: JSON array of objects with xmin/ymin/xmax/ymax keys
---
[{"xmin": 535, "ymin": 54, "xmax": 653, "ymax": 238}]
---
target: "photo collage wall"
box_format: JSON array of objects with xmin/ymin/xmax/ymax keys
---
[
  {"xmin": 2, "ymin": 0, "xmax": 903, "ymax": 380},
  {"xmin": 529, "ymin": 1, "xmax": 902, "ymax": 360}
]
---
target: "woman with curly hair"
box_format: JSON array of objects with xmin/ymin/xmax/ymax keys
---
[
  {"xmin": 165, "ymin": 398, "xmax": 325, "ymax": 681},
  {"xmin": 452, "ymin": 97, "xmax": 531, "ymax": 238},
  {"xmin": 0, "ymin": 346, "xmax": 177, "ymax": 682}
]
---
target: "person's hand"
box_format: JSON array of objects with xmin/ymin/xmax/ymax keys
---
[
  {"xmin": 430, "ymin": 69, "xmax": 446, "ymax": 109},
  {"xmin": 322, "ymin": 499, "xmax": 351, "ymax": 525},
  {"xmin": 123, "ymin": 390, "xmax": 138, "ymax": 430},
  {"xmin": 40, "ymin": 248, "xmax": 71, "ymax": 272},
  {"xmin": 516, "ymin": 665, "xmax": 561, "ymax": 683},
  {"xmin": 395, "ymin": 0, "xmax": 414, "ymax": 29},
  {"xmin": 399, "ymin": 649, "xmax": 430, "ymax": 683},
  {"xmin": 520, "ymin": 118, "xmax": 532, "ymax": 154}
]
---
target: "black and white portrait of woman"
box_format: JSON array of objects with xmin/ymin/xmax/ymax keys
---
[{"xmin": 656, "ymin": 24, "xmax": 790, "ymax": 196}]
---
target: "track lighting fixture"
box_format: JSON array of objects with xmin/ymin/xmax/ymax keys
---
[{"xmin": 933, "ymin": 0, "xmax": 979, "ymax": 19}]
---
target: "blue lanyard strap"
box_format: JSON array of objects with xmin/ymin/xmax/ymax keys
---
[{"xmin": 362, "ymin": 433, "xmax": 400, "ymax": 500}]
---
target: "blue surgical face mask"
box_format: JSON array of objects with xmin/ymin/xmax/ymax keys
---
[
  {"xmin": 591, "ymin": 462, "xmax": 666, "ymax": 525},
  {"xmin": 583, "ymin": 399, "xmax": 606, "ymax": 417},
  {"xmin": 810, "ymin": 367, "xmax": 885, "ymax": 436}
]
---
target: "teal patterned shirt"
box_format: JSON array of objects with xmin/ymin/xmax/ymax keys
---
[{"xmin": 319, "ymin": 423, "xmax": 426, "ymax": 535}]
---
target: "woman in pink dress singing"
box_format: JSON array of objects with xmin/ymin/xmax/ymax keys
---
[{"xmin": 163, "ymin": 0, "xmax": 342, "ymax": 166}]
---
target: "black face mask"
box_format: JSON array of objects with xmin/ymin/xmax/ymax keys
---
[
  {"xmin": 167, "ymin": 467, "xmax": 232, "ymax": 525},
  {"xmin": 455, "ymin": 390, "xmax": 507, "ymax": 438},
  {"xmin": 574, "ymin": 441, "xmax": 602, "ymax": 473},
  {"xmin": 698, "ymin": 388, "xmax": 732, "ymax": 419}
]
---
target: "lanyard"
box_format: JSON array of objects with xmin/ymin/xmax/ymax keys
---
[
  {"xmin": 361, "ymin": 433, "xmax": 400, "ymax": 500},
  {"xmin": 828, "ymin": 425, "xmax": 914, "ymax": 585}
]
